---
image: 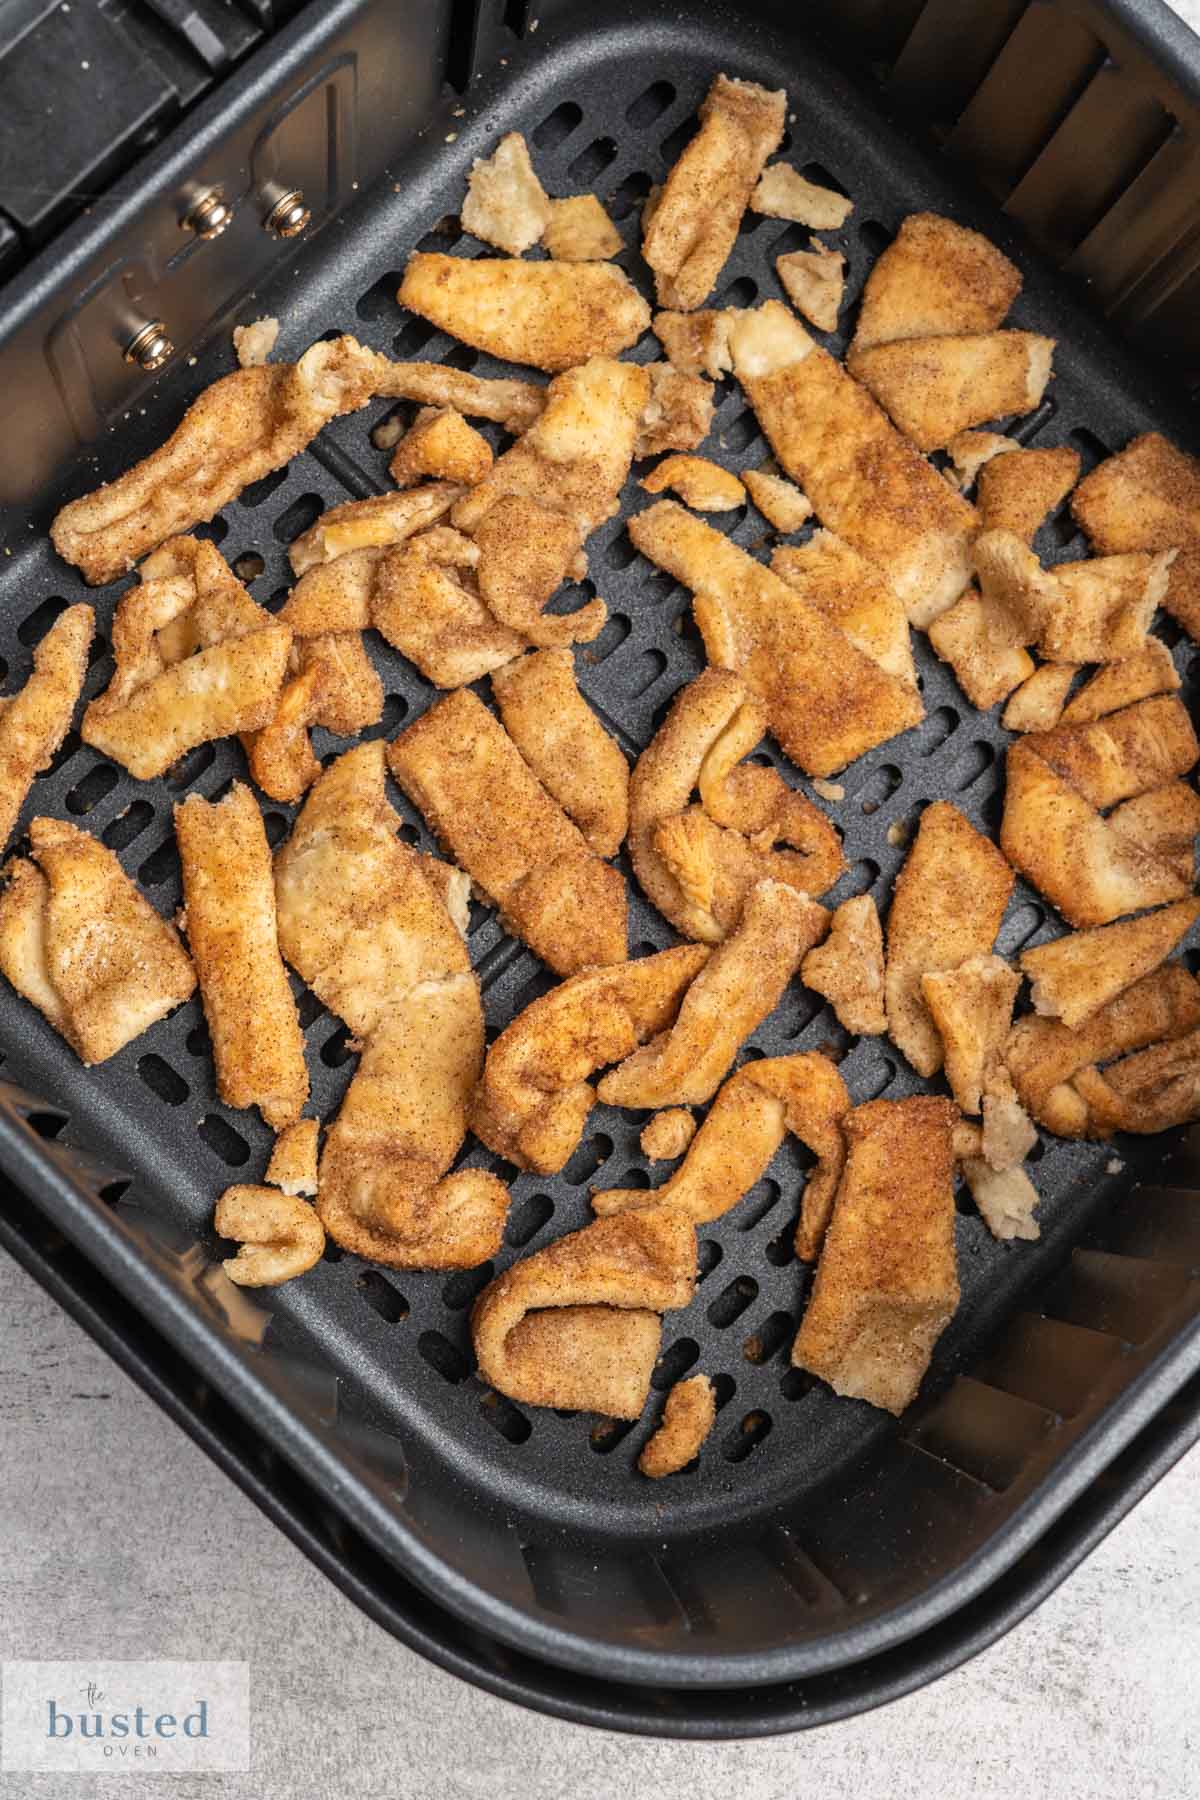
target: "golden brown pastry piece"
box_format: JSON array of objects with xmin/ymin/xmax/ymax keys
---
[
  {"xmin": 214, "ymin": 1185, "xmax": 325, "ymax": 1287},
  {"xmin": 1071, "ymin": 432, "xmax": 1200, "ymax": 641},
  {"xmin": 1019, "ymin": 898, "xmax": 1200, "ymax": 1031},
  {"xmin": 1001, "ymin": 663, "xmax": 1078, "ymax": 734},
  {"xmin": 542, "ymin": 194, "xmax": 622, "ymax": 262},
  {"xmin": 848, "ymin": 331, "xmax": 1054, "ymax": 454},
  {"xmin": 642, "ymin": 74, "xmax": 786, "ymax": 311},
  {"xmin": 491, "ymin": 650, "xmax": 629, "ymax": 859},
  {"xmin": 652, "ymin": 308, "xmax": 734, "ymax": 379},
  {"xmin": 596, "ymin": 880, "xmax": 826, "ymax": 1109},
  {"xmin": 959, "ymin": 1160, "xmax": 1041, "ymax": 1242},
  {"xmin": 851, "ymin": 212, "xmax": 1022, "ymax": 353},
  {"xmin": 51, "ymin": 336, "xmax": 394, "ymax": 584},
  {"xmin": 639, "ymin": 1109, "xmax": 697, "ymax": 1161},
  {"xmin": 885, "ymin": 802, "xmax": 1014, "ymax": 1078},
  {"xmin": 1038, "ymin": 551, "xmax": 1174, "ymax": 665},
  {"xmin": 629, "ymin": 502, "xmax": 923, "ymax": 776},
  {"xmin": 802, "ymin": 894, "xmax": 887, "ymax": 1036},
  {"xmin": 928, "ymin": 591, "xmax": 1034, "ymax": 711},
  {"xmin": 641, "ymin": 454, "xmax": 746, "ymax": 512},
  {"xmin": 81, "ymin": 536, "xmax": 291, "ymax": 781},
  {"xmin": 639, "ymin": 1375, "xmax": 716, "ymax": 1478},
  {"xmin": 371, "ymin": 527, "xmax": 528, "ymax": 686},
  {"xmin": 628, "ymin": 669, "xmax": 844, "ymax": 942},
  {"xmin": 594, "ymin": 1050, "xmax": 850, "ymax": 1261},
  {"xmin": 1004, "ymin": 962, "xmax": 1200, "ymax": 1137},
  {"xmin": 1058, "ymin": 640, "xmax": 1180, "ymax": 727},
  {"xmin": 265, "ymin": 1118, "xmax": 319, "ymax": 1197},
  {"xmin": 1001, "ymin": 741, "xmax": 1193, "ymax": 927},
  {"xmin": 921, "ymin": 953, "xmax": 1020, "ymax": 1116},
  {"xmin": 472, "ymin": 1206, "xmax": 697, "ymax": 1418},
  {"xmin": 0, "ymin": 604, "xmax": 93, "ymax": 852},
  {"xmin": 387, "ymin": 689, "xmax": 627, "ymax": 975},
  {"xmin": 241, "ymin": 663, "xmax": 325, "ymax": 804},
  {"xmin": 728, "ymin": 302, "xmax": 978, "ymax": 626},
  {"xmin": 288, "ymin": 486, "xmax": 463, "ymax": 577},
  {"xmin": 751, "ymin": 164, "xmax": 853, "ymax": 229},
  {"xmin": 471, "ymin": 946, "xmax": 709, "ymax": 1173},
  {"xmin": 460, "ymin": 131, "xmax": 550, "ymax": 254},
  {"xmin": 776, "ymin": 244, "xmax": 846, "ymax": 333},
  {"xmin": 743, "ymin": 467, "xmax": 812, "ymax": 532},
  {"xmin": 0, "ymin": 817, "xmax": 195, "ymax": 1063},
  {"xmin": 1023, "ymin": 696, "xmax": 1198, "ymax": 811},
  {"xmin": 273, "ymin": 742, "xmax": 508, "ymax": 1267},
  {"xmin": 372, "ymin": 362, "xmax": 544, "ymax": 432},
  {"xmin": 770, "ymin": 530, "xmax": 918, "ymax": 690},
  {"xmin": 388, "ymin": 407, "xmax": 493, "ymax": 488},
  {"xmin": 792, "ymin": 1096, "xmax": 960, "ymax": 1414},
  {"xmin": 1107, "ymin": 782, "xmax": 1200, "ymax": 885},
  {"xmin": 397, "ymin": 255, "xmax": 651, "ymax": 372},
  {"xmin": 633, "ymin": 363, "xmax": 716, "ymax": 458},
  {"xmin": 176, "ymin": 784, "xmax": 308, "ymax": 1130},
  {"xmin": 976, "ymin": 445, "xmax": 1080, "ymax": 542},
  {"xmin": 1070, "ymin": 1029, "xmax": 1200, "ymax": 1136}
]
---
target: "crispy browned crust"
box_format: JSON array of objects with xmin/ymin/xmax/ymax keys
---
[
  {"xmin": 744, "ymin": 468, "xmax": 812, "ymax": 531},
  {"xmin": 295, "ymin": 634, "xmax": 384, "ymax": 737},
  {"xmin": 214, "ymin": 1184, "xmax": 325, "ymax": 1287},
  {"xmin": 0, "ymin": 604, "xmax": 92, "ymax": 852},
  {"xmin": 387, "ymin": 689, "xmax": 627, "ymax": 975},
  {"xmin": 885, "ymin": 802, "xmax": 1014, "ymax": 1078},
  {"xmin": 802, "ymin": 894, "xmax": 887, "ymax": 1036},
  {"xmin": 242, "ymin": 663, "xmax": 324, "ymax": 804},
  {"xmin": 460, "ymin": 131, "xmax": 550, "ymax": 255},
  {"xmin": 921, "ymin": 953, "xmax": 1020, "ymax": 1116},
  {"xmin": 597, "ymin": 879, "xmax": 826, "ymax": 1109},
  {"xmin": 470, "ymin": 497, "xmax": 600, "ymax": 648},
  {"xmin": 1001, "ymin": 663, "xmax": 1078, "ymax": 734},
  {"xmin": 639, "ymin": 1109, "xmax": 697, "ymax": 1160},
  {"xmin": 770, "ymin": 530, "xmax": 918, "ymax": 689},
  {"xmin": 628, "ymin": 669, "xmax": 844, "ymax": 942},
  {"xmin": 594, "ymin": 1050, "xmax": 849, "ymax": 1260},
  {"xmin": 1108, "ymin": 782, "xmax": 1200, "ymax": 883},
  {"xmin": 629, "ymin": 502, "xmax": 923, "ymax": 776},
  {"xmin": 642, "ymin": 74, "xmax": 786, "ymax": 310},
  {"xmin": 641, "ymin": 454, "xmax": 746, "ymax": 511},
  {"xmin": 371, "ymin": 533, "xmax": 528, "ymax": 686},
  {"xmin": 633, "ymin": 364, "xmax": 716, "ymax": 458},
  {"xmin": 728, "ymin": 302, "xmax": 978, "ymax": 626},
  {"xmin": 960, "ymin": 1160, "xmax": 1041, "ymax": 1242},
  {"xmin": 1071, "ymin": 1028, "xmax": 1200, "ymax": 1136},
  {"xmin": 373, "ymin": 362, "xmax": 544, "ymax": 431},
  {"xmin": 1024, "ymin": 696, "xmax": 1198, "ymax": 810},
  {"xmin": 471, "ymin": 946, "xmax": 709, "ymax": 1172},
  {"xmin": 1004, "ymin": 962, "xmax": 1200, "ymax": 1137},
  {"xmin": 851, "ymin": 212, "xmax": 1022, "ymax": 353},
  {"xmin": 652, "ymin": 309, "xmax": 734, "ymax": 379},
  {"xmin": 638, "ymin": 1374, "xmax": 716, "ymax": 1477},
  {"xmin": 389, "ymin": 407, "xmax": 493, "ymax": 488},
  {"xmin": 81, "ymin": 536, "xmax": 291, "ymax": 781},
  {"xmin": 928, "ymin": 590, "xmax": 1035, "ymax": 710},
  {"xmin": 1071, "ymin": 432, "xmax": 1200, "ymax": 641},
  {"xmin": 848, "ymin": 332, "xmax": 1054, "ymax": 453},
  {"xmin": 0, "ymin": 817, "xmax": 195, "ymax": 1064},
  {"xmin": 265, "ymin": 1119, "xmax": 319, "ymax": 1196},
  {"xmin": 289, "ymin": 487, "xmax": 464, "ymax": 576},
  {"xmin": 471, "ymin": 1206, "xmax": 697, "ymax": 1417},
  {"xmin": 397, "ymin": 255, "xmax": 651, "ymax": 371},
  {"xmin": 176, "ymin": 783, "xmax": 308, "ymax": 1130},
  {"xmin": 1019, "ymin": 898, "xmax": 1200, "ymax": 1032},
  {"xmin": 1039, "ymin": 552, "xmax": 1174, "ymax": 664},
  {"xmin": 1001, "ymin": 742, "xmax": 1191, "ymax": 927},
  {"xmin": 1059, "ymin": 640, "xmax": 1180, "ymax": 726},
  {"xmin": 791, "ymin": 1096, "xmax": 960, "ymax": 1415},
  {"xmin": 51, "ymin": 337, "xmax": 393, "ymax": 584},
  {"xmin": 543, "ymin": 194, "xmax": 623, "ymax": 262},
  {"xmin": 491, "ymin": 650, "xmax": 629, "ymax": 858},
  {"xmin": 776, "ymin": 244, "xmax": 846, "ymax": 333},
  {"xmin": 976, "ymin": 445, "xmax": 1080, "ymax": 542}
]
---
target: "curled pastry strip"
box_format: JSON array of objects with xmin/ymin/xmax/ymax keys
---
[
  {"xmin": 630, "ymin": 669, "xmax": 844, "ymax": 942},
  {"xmin": 471, "ymin": 1207, "xmax": 697, "ymax": 1419},
  {"xmin": 215, "ymin": 1185, "xmax": 325, "ymax": 1288},
  {"xmin": 471, "ymin": 946, "xmax": 710, "ymax": 1174},
  {"xmin": 242, "ymin": 662, "xmax": 326, "ymax": 803},
  {"xmin": 639, "ymin": 1375, "xmax": 716, "ymax": 1478},
  {"xmin": 594, "ymin": 1050, "xmax": 849, "ymax": 1260},
  {"xmin": 1070, "ymin": 1031, "xmax": 1200, "ymax": 1136},
  {"xmin": 0, "ymin": 603, "xmax": 93, "ymax": 852}
]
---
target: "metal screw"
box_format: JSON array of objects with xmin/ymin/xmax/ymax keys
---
[
  {"xmin": 263, "ymin": 187, "xmax": 311, "ymax": 239},
  {"xmin": 181, "ymin": 187, "xmax": 233, "ymax": 240},
  {"xmin": 123, "ymin": 321, "xmax": 174, "ymax": 372}
]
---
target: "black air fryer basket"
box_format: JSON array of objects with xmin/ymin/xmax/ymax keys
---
[{"xmin": 1, "ymin": 0, "xmax": 1199, "ymax": 1740}]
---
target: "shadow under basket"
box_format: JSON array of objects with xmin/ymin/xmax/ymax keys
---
[{"xmin": 1, "ymin": 0, "xmax": 1199, "ymax": 1740}]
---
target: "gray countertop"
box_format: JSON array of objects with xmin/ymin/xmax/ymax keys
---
[{"xmin": 3, "ymin": 2, "xmax": 1200, "ymax": 1792}]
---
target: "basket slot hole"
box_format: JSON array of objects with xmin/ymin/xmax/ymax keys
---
[
  {"xmin": 17, "ymin": 596, "xmax": 68, "ymax": 646},
  {"xmin": 198, "ymin": 1115, "xmax": 250, "ymax": 1166},
  {"xmin": 856, "ymin": 762, "xmax": 902, "ymax": 813},
  {"xmin": 138, "ymin": 837, "xmax": 180, "ymax": 887},
  {"xmin": 856, "ymin": 1055, "xmax": 897, "ymax": 1101},
  {"xmin": 660, "ymin": 113, "xmax": 697, "ymax": 165},
  {"xmin": 356, "ymin": 269, "xmax": 405, "ymax": 322},
  {"xmin": 590, "ymin": 1416, "xmax": 634, "ymax": 1454},
  {"xmin": 193, "ymin": 518, "xmax": 229, "ymax": 546},
  {"xmin": 100, "ymin": 1178, "xmax": 132, "ymax": 1205},
  {"xmin": 24, "ymin": 1109, "xmax": 67, "ymax": 1140},
  {"xmin": 561, "ymin": 1132, "xmax": 613, "ymax": 1185},
  {"xmin": 916, "ymin": 704, "xmax": 960, "ymax": 755},
  {"xmin": 765, "ymin": 1225, "xmax": 795, "ymax": 1267},
  {"xmin": 442, "ymin": 1262, "xmax": 494, "ymax": 1309},
  {"xmin": 166, "ymin": 742, "xmax": 217, "ymax": 791},
  {"xmin": 506, "ymin": 1193, "xmax": 554, "ymax": 1247},
  {"xmin": 510, "ymin": 964, "xmax": 559, "ymax": 1017},
  {"xmin": 357, "ymin": 1270, "xmax": 409, "ymax": 1323},
  {"xmin": 418, "ymin": 1328, "xmax": 472, "ymax": 1384},
  {"xmin": 240, "ymin": 468, "xmax": 289, "ymax": 509},
  {"xmin": 743, "ymin": 1310, "xmax": 794, "ymax": 1365},
  {"xmin": 273, "ymin": 494, "xmax": 324, "ymax": 545},
  {"xmin": 858, "ymin": 219, "xmax": 892, "ymax": 256},
  {"xmin": 707, "ymin": 1275, "xmax": 759, "ymax": 1329},
  {"xmin": 260, "ymin": 810, "xmax": 289, "ymax": 849},
  {"xmin": 232, "ymin": 551, "xmax": 265, "ymax": 583},
  {"xmin": 321, "ymin": 1025, "xmax": 356, "ymax": 1069},
  {"xmin": 102, "ymin": 800, "xmax": 155, "ymax": 851},
  {"xmin": 393, "ymin": 318, "xmax": 438, "ymax": 358},
  {"xmin": 185, "ymin": 1022, "xmax": 211, "ymax": 1058},
  {"xmin": 627, "ymin": 647, "xmax": 668, "ymax": 697},
  {"xmin": 723, "ymin": 409, "xmax": 761, "ymax": 454},
  {"xmin": 780, "ymin": 1367, "xmax": 816, "ymax": 1401},
  {"xmin": 137, "ymin": 1054, "xmax": 188, "ymax": 1107},
  {"xmin": 626, "ymin": 80, "xmax": 675, "ymax": 128},
  {"xmin": 770, "ymin": 222, "xmax": 812, "ymax": 257},
  {"xmin": 723, "ymin": 1408, "xmax": 773, "ymax": 1463},
  {"xmin": 64, "ymin": 762, "xmax": 119, "ymax": 816},
  {"xmin": 711, "ymin": 1372, "xmax": 737, "ymax": 1413},
  {"xmin": 950, "ymin": 739, "xmax": 996, "ymax": 792},
  {"xmin": 784, "ymin": 989, "xmax": 825, "ymax": 1039},
  {"xmin": 567, "ymin": 137, "xmax": 618, "ymax": 186},
  {"xmin": 481, "ymin": 1389, "xmax": 532, "ymax": 1443},
  {"xmin": 697, "ymin": 1238, "xmax": 723, "ymax": 1283},
  {"xmin": 651, "ymin": 1336, "xmax": 699, "ymax": 1390},
  {"xmin": 718, "ymin": 275, "xmax": 758, "ymax": 309},
  {"xmin": 588, "ymin": 610, "xmax": 632, "ymax": 661},
  {"xmin": 533, "ymin": 100, "xmax": 583, "ymax": 150},
  {"xmin": 39, "ymin": 728, "xmax": 82, "ymax": 781},
  {"xmin": 608, "ymin": 169, "xmax": 652, "ymax": 220},
  {"xmin": 296, "ymin": 990, "xmax": 325, "ymax": 1030},
  {"xmin": 738, "ymin": 1177, "xmax": 783, "ymax": 1230},
  {"xmin": 379, "ymin": 692, "xmax": 409, "ymax": 734},
  {"xmin": 1069, "ymin": 425, "xmax": 1112, "ymax": 474},
  {"xmin": 996, "ymin": 899, "xmax": 1045, "ymax": 955}
]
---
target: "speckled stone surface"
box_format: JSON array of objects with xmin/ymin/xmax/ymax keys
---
[{"xmin": 3, "ymin": 4, "xmax": 1200, "ymax": 1794}]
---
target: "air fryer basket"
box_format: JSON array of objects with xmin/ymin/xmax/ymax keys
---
[{"xmin": 2, "ymin": 0, "xmax": 1200, "ymax": 1730}]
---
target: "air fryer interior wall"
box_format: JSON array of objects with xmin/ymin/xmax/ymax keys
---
[{"xmin": 1, "ymin": 0, "xmax": 1199, "ymax": 1703}]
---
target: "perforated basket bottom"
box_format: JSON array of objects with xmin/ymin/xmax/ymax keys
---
[{"xmin": 3, "ymin": 4, "xmax": 1199, "ymax": 1602}]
